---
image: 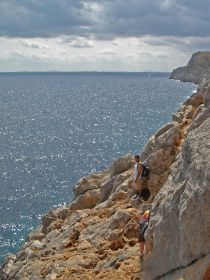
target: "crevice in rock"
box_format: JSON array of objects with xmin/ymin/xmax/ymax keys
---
[{"xmin": 156, "ymin": 253, "xmax": 210, "ymax": 280}]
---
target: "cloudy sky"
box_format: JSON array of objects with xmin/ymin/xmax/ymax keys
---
[{"xmin": 0, "ymin": 0, "xmax": 210, "ymax": 72}]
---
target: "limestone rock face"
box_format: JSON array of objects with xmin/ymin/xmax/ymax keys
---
[
  {"xmin": 188, "ymin": 107, "xmax": 210, "ymax": 132},
  {"xmin": 145, "ymin": 115, "xmax": 210, "ymax": 280},
  {"xmin": 155, "ymin": 125, "xmax": 181, "ymax": 149},
  {"xmin": 140, "ymin": 123, "xmax": 181, "ymax": 199},
  {"xmin": 204, "ymin": 79, "xmax": 210, "ymax": 108}
]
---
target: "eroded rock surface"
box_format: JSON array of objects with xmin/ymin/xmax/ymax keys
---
[{"xmin": 144, "ymin": 74, "xmax": 210, "ymax": 280}]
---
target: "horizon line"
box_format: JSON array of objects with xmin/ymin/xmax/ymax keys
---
[{"xmin": 0, "ymin": 70, "xmax": 170, "ymax": 74}]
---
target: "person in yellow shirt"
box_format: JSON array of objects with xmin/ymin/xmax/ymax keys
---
[{"xmin": 138, "ymin": 210, "xmax": 150, "ymax": 263}]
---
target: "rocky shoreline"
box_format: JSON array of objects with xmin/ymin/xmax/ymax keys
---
[{"xmin": 1, "ymin": 53, "xmax": 210, "ymax": 280}]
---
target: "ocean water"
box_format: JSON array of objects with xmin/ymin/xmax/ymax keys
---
[{"xmin": 0, "ymin": 72, "xmax": 196, "ymax": 264}]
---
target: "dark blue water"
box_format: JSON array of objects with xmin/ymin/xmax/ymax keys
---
[{"xmin": 0, "ymin": 72, "xmax": 196, "ymax": 263}]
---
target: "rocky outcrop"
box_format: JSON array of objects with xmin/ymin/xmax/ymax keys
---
[
  {"xmin": 69, "ymin": 154, "xmax": 134, "ymax": 210},
  {"xmin": 144, "ymin": 66, "xmax": 210, "ymax": 280},
  {"xmin": 170, "ymin": 51, "xmax": 210, "ymax": 84},
  {"xmin": 1, "ymin": 52, "xmax": 210, "ymax": 280}
]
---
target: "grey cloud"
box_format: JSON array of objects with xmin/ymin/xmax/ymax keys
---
[
  {"xmin": 0, "ymin": 0, "xmax": 93, "ymax": 37},
  {"xmin": 143, "ymin": 36, "xmax": 210, "ymax": 51},
  {"xmin": 0, "ymin": 0, "xmax": 210, "ymax": 38},
  {"xmin": 58, "ymin": 36, "xmax": 94, "ymax": 48},
  {"xmin": 21, "ymin": 41, "xmax": 49, "ymax": 49}
]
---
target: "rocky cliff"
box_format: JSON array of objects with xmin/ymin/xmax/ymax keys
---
[
  {"xmin": 1, "ymin": 54, "xmax": 210, "ymax": 280},
  {"xmin": 170, "ymin": 51, "xmax": 210, "ymax": 84}
]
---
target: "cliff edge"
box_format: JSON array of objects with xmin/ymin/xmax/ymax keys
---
[
  {"xmin": 1, "ymin": 53, "xmax": 210, "ymax": 280},
  {"xmin": 170, "ymin": 51, "xmax": 210, "ymax": 84}
]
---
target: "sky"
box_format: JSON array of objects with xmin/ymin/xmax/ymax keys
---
[{"xmin": 0, "ymin": 0, "xmax": 210, "ymax": 72}]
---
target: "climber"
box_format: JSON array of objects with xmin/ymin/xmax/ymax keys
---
[
  {"xmin": 138, "ymin": 209, "xmax": 150, "ymax": 263},
  {"xmin": 132, "ymin": 155, "xmax": 143, "ymax": 200}
]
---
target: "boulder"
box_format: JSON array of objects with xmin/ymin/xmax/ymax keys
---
[
  {"xmin": 172, "ymin": 111, "xmax": 184, "ymax": 123},
  {"xmin": 100, "ymin": 171, "xmax": 131, "ymax": 202},
  {"xmin": 183, "ymin": 91, "xmax": 204, "ymax": 108},
  {"xmin": 154, "ymin": 123, "xmax": 175, "ymax": 139},
  {"xmin": 70, "ymin": 189, "xmax": 101, "ymax": 210},
  {"xmin": 57, "ymin": 207, "xmax": 70, "ymax": 220},
  {"xmin": 107, "ymin": 229, "xmax": 123, "ymax": 241},
  {"xmin": 155, "ymin": 125, "xmax": 181, "ymax": 149},
  {"xmin": 106, "ymin": 209, "xmax": 132, "ymax": 230},
  {"xmin": 110, "ymin": 154, "xmax": 134, "ymax": 177},
  {"xmin": 184, "ymin": 105, "xmax": 195, "ymax": 119},
  {"xmin": 100, "ymin": 176, "xmax": 117, "ymax": 202},
  {"xmin": 73, "ymin": 171, "xmax": 109, "ymax": 197},
  {"xmin": 42, "ymin": 210, "xmax": 58, "ymax": 234}
]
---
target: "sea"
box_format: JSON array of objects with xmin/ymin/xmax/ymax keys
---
[{"xmin": 0, "ymin": 72, "xmax": 196, "ymax": 264}]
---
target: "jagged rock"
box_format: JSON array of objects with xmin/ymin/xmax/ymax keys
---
[
  {"xmin": 42, "ymin": 210, "xmax": 58, "ymax": 234},
  {"xmin": 110, "ymin": 154, "xmax": 134, "ymax": 177},
  {"xmin": 110, "ymin": 190, "xmax": 128, "ymax": 201},
  {"xmin": 107, "ymin": 229, "xmax": 123, "ymax": 241},
  {"xmin": 100, "ymin": 170, "xmax": 132, "ymax": 202},
  {"xmin": 183, "ymin": 91, "xmax": 204, "ymax": 108},
  {"xmin": 173, "ymin": 111, "xmax": 184, "ymax": 123},
  {"xmin": 147, "ymin": 146, "xmax": 177, "ymax": 175},
  {"xmin": 154, "ymin": 123, "xmax": 175, "ymax": 139},
  {"xmin": 100, "ymin": 175, "xmax": 118, "ymax": 202},
  {"xmin": 140, "ymin": 126, "xmax": 181, "ymax": 198},
  {"xmin": 155, "ymin": 125, "xmax": 181, "ymax": 149},
  {"xmin": 184, "ymin": 105, "xmax": 195, "ymax": 119},
  {"xmin": 204, "ymin": 81, "xmax": 210, "ymax": 108},
  {"xmin": 73, "ymin": 171, "xmax": 109, "ymax": 197},
  {"xmin": 64, "ymin": 229, "xmax": 80, "ymax": 247},
  {"xmin": 57, "ymin": 207, "xmax": 70, "ymax": 220},
  {"xmin": 16, "ymin": 248, "xmax": 38, "ymax": 261},
  {"xmin": 188, "ymin": 108, "xmax": 210, "ymax": 132},
  {"xmin": 30, "ymin": 240, "xmax": 45, "ymax": 250},
  {"xmin": 123, "ymin": 222, "xmax": 138, "ymax": 239},
  {"xmin": 109, "ymin": 238, "xmax": 125, "ymax": 251},
  {"xmin": 145, "ymin": 116, "xmax": 210, "ymax": 280},
  {"xmin": 27, "ymin": 226, "xmax": 45, "ymax": 242},
  {"xmin": 70, "ymin": 189, "xmax": 101, "ymax": 210},
  {"xmin": 173, "ymin": 104, "xmax": 195, "ymax": 123},
  {"xmin": 95, "ymin": 199, "xmax": 114, "ymax": 209},
  {"xmin": 192, "ymin": 104, "xmax": 206, "ymax": 121},
  {"xmin": 147, "ymin": 170, "xmax": 170, "ymax": 198},
  {"xmin": 140, "ymin": 136, "xmax": 155, "ymax": 161},
  {"xmin": 106, "ymin": 209, "xmax": 132, "ymax": 230}
]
